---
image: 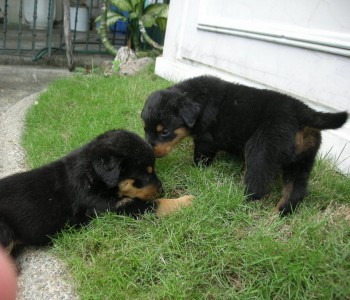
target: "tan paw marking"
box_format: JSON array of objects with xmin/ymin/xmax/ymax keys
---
[{"xmin": 156, "ymin": 195, "xmax": 194, "ymax": 217}]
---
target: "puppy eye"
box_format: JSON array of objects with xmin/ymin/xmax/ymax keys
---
[{"xmin": 160, "ymin": 129, "xmax": 170, "ymax": 137}]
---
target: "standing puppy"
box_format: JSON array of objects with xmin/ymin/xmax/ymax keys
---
[
  {"xmin": 141, "ymin": 76, "xmax": 348, "ymax": 215},
  {"xmin": 0, "ymin": 129, "xmax": 192, "ymax": 253}
]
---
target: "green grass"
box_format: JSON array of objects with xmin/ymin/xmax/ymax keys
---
[{"xmin": 22, "ymin": 67, "xmax": 350, "ymax": 299}]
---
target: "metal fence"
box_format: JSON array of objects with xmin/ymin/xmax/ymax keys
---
[{"xmin": 0, "ymin": 0, "xmax": 127, "ymax": 61}]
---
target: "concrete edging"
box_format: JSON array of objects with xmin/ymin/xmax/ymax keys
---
[{"xmin": 0, "ymin": 93, "xmax": 78, "ymax": 300}]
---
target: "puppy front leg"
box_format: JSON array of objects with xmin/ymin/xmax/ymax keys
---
[
  {"xmin": 116, "ymin": 196, "xmax": 194, "ymax": 218},
  {"xmin": 155, "ymin": 195, "xmax": 194, "ymax": 217},
  {"xmin": 193, "ymin": 140, "xmax": 216, "ymax": 166},
  {"xmin": 116, "ymin": 198, "xmax": 159, "ymax": 218}
]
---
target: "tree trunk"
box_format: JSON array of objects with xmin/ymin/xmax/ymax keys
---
[{"xmin": 63, "ymin": 0, "xmax": 74, "ymax": 71}]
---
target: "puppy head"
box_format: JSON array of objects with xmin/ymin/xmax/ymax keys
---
[
  {"xmin": 90, "ymin": 130, "xmax": 162, "ymax": 201},
  {"xmin": 141, "ymin": 89, "xmax": 200, "ymax": 157}
]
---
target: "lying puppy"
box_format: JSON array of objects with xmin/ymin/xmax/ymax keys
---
[
  {"xmin": 0, "ymin": 129, "xmax": 192, "ymax": 253},
  {"xmin": 141, "ymin": 76, "xmax": 348, "ymax": 215}
]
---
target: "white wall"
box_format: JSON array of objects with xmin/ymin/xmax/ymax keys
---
[{"xmin": 156, "ymin": 0, "xmax": 350, "ymax": 174}]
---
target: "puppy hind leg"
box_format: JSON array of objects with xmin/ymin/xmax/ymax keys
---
[
  {"xmin": 244, "ymin": 138, "xmax": 279, "ymax": 200},
  {"xmin": 0, "ymin": 221, "xmax": 16, "ymax": 253},
  {"xmin": 276, "ymin": 129, "xmax": 320, "ymax": 215},
  {"xmin": 275, "ymin": 169, "xmax": 308, "ymax": 215},
  {"xmin": 244, "ymin": 162, "xmax": 278, "ymax": 200},
  {"xmin": 276, "ymin": 154, "xmax": 316, "ymax": 215}
]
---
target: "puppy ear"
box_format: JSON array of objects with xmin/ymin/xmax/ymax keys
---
[
  {"xmin": 92, "ymin": 155, "xmax": 123, "ymax": 188},
  {"xmin": 179, "ymin": 98, "xmax": 201, "ymax": 128}
]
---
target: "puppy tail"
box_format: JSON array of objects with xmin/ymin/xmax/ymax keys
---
[{"xmin": 303, "ymin": 109, "xmax": 348, "ymax": 130}]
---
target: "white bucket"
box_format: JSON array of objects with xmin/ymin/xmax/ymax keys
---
[
  {"xmin": 24, "ymin": 0, "xmax": 56, "ymax": 30},
  {"xmin": 70, "ymin": 6, "xmax": 89, "ymax": 32}
]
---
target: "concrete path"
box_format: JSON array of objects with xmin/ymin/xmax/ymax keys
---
[{"xmin": 0, "ymin": 65, "xmax": 78, "ymax": 299}]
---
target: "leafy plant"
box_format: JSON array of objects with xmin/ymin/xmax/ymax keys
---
[{"xmin": 96, "ymin": 0, "xmax": 168, "ymax": 55}]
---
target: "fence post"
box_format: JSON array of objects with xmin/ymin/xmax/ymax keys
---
[
  {"xmin": 63, "ymin": 0, "xmax": 74, "ymax": 71},
  {"xmin": 2, "ymin": 0, "xmax": 8, "ymax": 54},
  {"xmin": 47, "ymin": 0, "xmax": 55, "ymax": 58}
]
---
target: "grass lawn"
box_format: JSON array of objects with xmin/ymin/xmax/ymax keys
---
[{"xmin": 22, "ymin": 66, "xmax": 350, "ymax": 299}]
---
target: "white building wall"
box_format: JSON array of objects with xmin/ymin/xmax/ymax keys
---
[{"xmin": 156, "ymin": 0, "xmax": 350, "ymax": 174}]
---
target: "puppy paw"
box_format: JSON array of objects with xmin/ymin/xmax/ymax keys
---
[
  {"xmin": 155, "ymin": 195, "xmax": 194, "ymax": 217},
  {"xmin": 275, "ymin": 204, "xmax": 294, "ymax": 216}
]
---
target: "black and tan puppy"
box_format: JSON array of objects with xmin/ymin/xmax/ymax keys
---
[
  {"xmin": 141, "ymin": 76, "xmax": 348, "ymax": 215},
  {"xmin": 0, "ymin": 129, "xmax": 192, "ymax": 253}
]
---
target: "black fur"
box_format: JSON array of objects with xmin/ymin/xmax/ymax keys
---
[
  {"xmin": 0, "ymin": 130, "xmax": 162, "ymax": 250},
  {"xmin": 141, "ymin": 76, "xmax": 348, "ymax": 215}
]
